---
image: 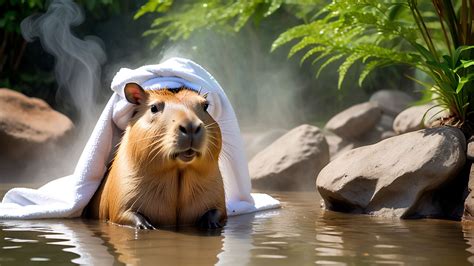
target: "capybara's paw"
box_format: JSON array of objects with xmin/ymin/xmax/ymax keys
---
[
  {"xmin": 132, "ymin": 212, "xmax": 156, "ymax": 230},
  {"xmin": 197, "ymin": 209, "xmax": 224, "ymax": 229}
]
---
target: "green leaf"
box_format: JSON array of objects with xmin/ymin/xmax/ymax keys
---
[
  {"xmin": 358, "ymin": 60, "xmax": 384, "ymax": 86},
  {"xmin": 316, "ymin": 54, "xmax": 344, "ymax": 77},
  {"xmin": 265, "ymin": 0, "xmax": 283, "ymax": 17},
  {"xmin": 412, "ymin": 42, "xmax": 436, "ymax": 62},
  {"xmin": 299, "ymin": 46, "xmax": 326, "ymax": 65},
  {"xmin": 272, "ymin": 23, "xmax": 312, "ymax": 52},
  {"xmin": 456, "ymin": 74, "xmax": 474, "ymax": 94},
  {"xmin": 406, "ymin": 75, "xmax": 434, "ymax": 90},
  {"xmin": 135, "ymin": 0, "xmax": 174, "ymax": 19},
  {"xmin": 454, "ymin": 59, "xmax": 474, "ymax": 72},
  {"xmin": 337, "ymin": 53, "xmax": 362, "ymax": 89},
  {"xmin": 288, "ymin": 36, "xmax": 318, "ymax": 58},
  {"xmin": 311, "ymin": 50, "xmax": 331, "ymax": 65}
]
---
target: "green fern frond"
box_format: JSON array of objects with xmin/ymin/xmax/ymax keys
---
[
  {"xmin": 288, "ymin": 36, "xmax": 319, "ymax": 57},
  {"xmin": 338, "ymin": 53, "xmax": 363, "ymax": 89},
  {"xmin": 271, "ymin": 23, "xmax": 316, "ymax": 52},
  {"xmin": 266, "ymin": 0, "xmax": 284, "ymax": 17},
  {"xmin": 358, "ymin": 60, "xmax": 386, "ymax": 86},
  {"xmin": 300, "ymin": 46, "xmax": 326, "ymax": 64},
  {"xmin": 316, "ymin": 54, "xmax": 344, "ymax": 77}
]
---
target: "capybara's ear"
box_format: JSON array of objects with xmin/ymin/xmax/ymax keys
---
[{"xmin": 124, "ymin": 83, "xmax": 146, "ymax": 105}]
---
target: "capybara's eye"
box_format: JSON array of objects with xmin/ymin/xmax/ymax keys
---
[
  {"xmin": 203, "ymin": 102, "xmax": 209, "ymax": 112},
  {"xmin": 150, "ymin": 103, "xmax": 164, "ymax": 114}
]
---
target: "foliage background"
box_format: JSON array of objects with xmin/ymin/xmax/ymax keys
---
[
  {"xmin": 135, "ymin": 0, "xmax": 474, "ymax": 130},
  {"xmin": 1, "ymin": 0, "xmax": 415, "ymax": 128}
]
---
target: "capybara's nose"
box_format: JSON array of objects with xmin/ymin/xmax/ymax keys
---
[{"xmin": 178, "ymin": 121, "xmax": 204, "ymax": 147}]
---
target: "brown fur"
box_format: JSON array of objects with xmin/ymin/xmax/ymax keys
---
[{"xmin": 84, "ymin": 88, "xmax": 226, "ymax": 227}]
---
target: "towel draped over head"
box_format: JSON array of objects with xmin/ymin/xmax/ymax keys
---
[{"xmin": 0, "ymin": 57, "xmax": 280, "ymax": 219}]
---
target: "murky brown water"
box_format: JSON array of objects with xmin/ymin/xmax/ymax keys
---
[{"xmin": 1, "ymin": 191, "xmax": 474, "ymax": 265}]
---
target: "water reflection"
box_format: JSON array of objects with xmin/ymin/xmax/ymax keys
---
[
  {"xmin": 0, "ymin": 219, "xmax": 114, "ymax": 265},
  {"xmin": 1, "ymin": 192, "xmax": 474, "ymax": 265},
  {"xmin": 217, "ymin": 209, "xmax": 280, "ymax": 265},
  {"xmin": 91, "ymin": 223, "xmax": 224, "ymax": 265},
  {"xmin": 315, "ymin": 211, "xmax": 471, "ymax": 265}
]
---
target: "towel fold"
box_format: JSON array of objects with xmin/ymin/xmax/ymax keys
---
[{"xmin": 0, "ymin": 57, "xmax": 280, "ymax": 219}]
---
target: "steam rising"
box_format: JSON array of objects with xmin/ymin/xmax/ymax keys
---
[
  {"xmin": 148, "ymin": 29, "xmax": 308, "ymax": 130},
  {"xmin": 16, "ymin": 0, "xmax": 107, "ymax": 181},
  {"xmin": 21, "ymin": 0, "xmax": 106, "ymax": 124},
  {"xmin": 14, "ymin": 1, "xmax": 314, "ymax": 183}
]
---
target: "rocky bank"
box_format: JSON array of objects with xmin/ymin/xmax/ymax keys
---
[
  {"xmin": 0, "ymin": 88, "xmax": 73, "ymax": 181},
  {"xmin": 317, "ymin": 127, "xmax": 467, "ymax": 218}
]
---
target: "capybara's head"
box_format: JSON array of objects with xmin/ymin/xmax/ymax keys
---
[{"xmin": 123, "ymin": 83, "xmax": 222, "ymax": 168}]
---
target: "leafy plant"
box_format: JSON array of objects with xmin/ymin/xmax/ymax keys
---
[
  {"xmin": 269, "ymin": 0, "xmax": 474, "ymax": 129},
  {"xmin": 415, "ymin": 45, "xmax": 474, "ymax": 126},
  {"xmin": 407, "ymin": 0, "xmax": 474, "ymax": 129},
  {"xmin": 272, "ymin": 1, "xmax": 424, "ymax": 88},
  {"xmin": 137, "ymin": 0, "xmax": 474, "ymax": 131},
  {"xmin": 134, "ymin": 0, "xmax": 323, "ymax": 47}
]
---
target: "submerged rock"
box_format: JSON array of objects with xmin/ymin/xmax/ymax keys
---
[
  {"xmin": 393, "ymin": 104, "xmax": 445, "ymax": 134},
  {"xmin": 0, "ymin": 88, "xmax": 73, "ymax": 160},
  {"xmin": 250, "ymin": 124, "xmax": 329, "ymax": 191},
  {"xmin": 370, "ymin": 90, "xmax": 414, "ymax": 117},
  {"xmin": 325, "ymin": 102, "xmax": 382, "ymax": 139},
  {"xmin": 317, "ymin": 127, "xmax": 466, "ymax": 218}
]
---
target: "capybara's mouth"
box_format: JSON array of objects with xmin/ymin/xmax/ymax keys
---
[{"xmin": 175, "ymin": 149, "xmax": 199, "ymax": 162}]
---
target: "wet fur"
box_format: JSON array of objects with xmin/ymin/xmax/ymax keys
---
[{"xmin": 84, "ymin": 89, "xmax": 226, "ymax": 227}]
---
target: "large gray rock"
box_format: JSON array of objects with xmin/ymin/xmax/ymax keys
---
[
  {"xmin": 250, "ymin": 124, "xmax": 329, "ymax": 191},
  {"xmin": 370, "ymin": 90, "xmax": 414, "ymax": 116},
  {"xmin": 393, "ymin": 104, "xmax": 445, "ymax": 134},
  {"xmin": 243, "ymin": 129, "xmax": 288, "ymax": 160},
  {"xmin": 325, "ymin": 134, "xmax": 354, "ymax": 160},
  {"xmin": 317, "ymin": 127, "xmax": 466, "ymax": 218},
  {"xmin": 325, "ymin": 102, "xmax": 382, "ymax": 139},
  {"xmin": 326, "ymin": 126, "xmax": 389, "ymax": 161}
]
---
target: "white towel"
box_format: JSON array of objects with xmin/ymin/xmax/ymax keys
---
[{"xmin": 0, "ymin": 57, "xmax": 280, "ymax": 219}]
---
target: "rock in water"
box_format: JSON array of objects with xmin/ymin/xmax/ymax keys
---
[
  {"xmin": 370, "ymin": 90, "xmax": 414, "ymax": 117},
  {"xmin": 325, "ymin": 102, "xmax": 382, "ymax": 139},
  {"xmin": 0, "ymin": 88, "xmax": 73, "ymax": 160},
  {"xmin": 250, "ymin": 124, "xmax": 329, "ymax": 191},
  {"xmin": 317, "ymin": 127, "xmax": 466, "ymax": 218}
]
